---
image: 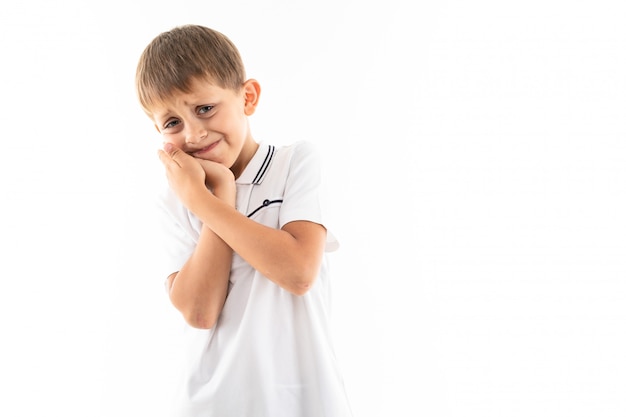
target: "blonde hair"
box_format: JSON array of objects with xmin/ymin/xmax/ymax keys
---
[{"xmin": 135, "ymin": 25, "xmax": 246, "ymax": 117}]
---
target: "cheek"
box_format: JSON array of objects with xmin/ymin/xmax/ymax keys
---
[
  {"xmin": 224, "ymin": 112, "xmax": 248, "ymax": 138},
  {"xmin": 162, "ymin": 132, "xmax": 186, "ymax": 147}
]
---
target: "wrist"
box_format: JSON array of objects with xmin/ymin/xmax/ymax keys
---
[
  {"xmin": 185, "ymin": 186, "xmax": 214, "ymax": 213},
  {"xmin": 212, "ymin": 183, "xmax": 236, "ymax": 207}
]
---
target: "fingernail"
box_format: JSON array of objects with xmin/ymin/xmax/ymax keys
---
[{"xmin": 164, "ymin": 143, "xmax": 173, "ymax": 152}]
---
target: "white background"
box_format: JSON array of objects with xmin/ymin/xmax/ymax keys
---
[{"xmin": 1, "ymin": 1, "xmax": 625, "ymax": 416}]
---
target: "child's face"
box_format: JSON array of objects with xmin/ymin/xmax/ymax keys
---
[{"xmin": 151, "ymin": 77, "xmax": 259, "ymax": 177}]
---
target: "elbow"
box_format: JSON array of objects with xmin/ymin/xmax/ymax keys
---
[
  {"xmin": 182, "ymin": 309, "xmax": 219, "ymax": 329},
  {"xmin": 264, "ymin": 254, "xmax": 322, "ymax": 296},
  {"xmin": 168, "ymin": 285, "xmax": 223, "ymax": 329},
  {"xmin": 285, "ymin": 268, "xmax": 318, "ymax": 296},
  {"xmin": 187, "ymin": 320, "xmax": 216, "ymax": 330},
  {"xmin": 171, "ymin": 295, "xmax": 220, "ymax": 329},
  {"xmin": 291, "ymin": 283, "xmax": 312, "ymax": 296},
  {"xmin": 270, "ymin": 270, "xmax": 315, "ymax": 296}
]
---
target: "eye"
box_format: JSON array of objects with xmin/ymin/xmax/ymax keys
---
[
  {"xmin": 197, "ymin": 105, "xmax": 214, "ymax": 115},
  {"xmin": 163, "ymin": 119, "xmax": 181, "ymax": 130}
]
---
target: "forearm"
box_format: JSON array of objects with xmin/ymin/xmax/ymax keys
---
[
  {"xmin": 188, "ymin": 188, "xmax": 325, "ymax": 295},
  {"xmin": 158, "ymin": 142, "xmax": 324, "ymax": 296},
  {"xmin": 168, "ymin": 225, "xmax": 232, "ymax": 328},
  {"xmin": 168, "ymin": 185, "xmax": 236, "ymax": 329}
]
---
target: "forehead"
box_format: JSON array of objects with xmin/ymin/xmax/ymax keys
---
[{"xmin": 151, "ymin": 80, "xmax": 235, "ymax": 119}]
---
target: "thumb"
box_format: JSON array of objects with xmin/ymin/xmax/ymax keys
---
[
  {"xmin": 158, "ymin": 143, "xmax": 187, "ymax": 168},
  {"xmin": 165, "ymin": 143, "xmax": 193, "ymax": 162},
  {"xmin": 163, "ymin": 142, "xmax": 177, "ymax": 154}
]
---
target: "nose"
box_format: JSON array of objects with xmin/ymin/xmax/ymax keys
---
[{"xmin": 185, "ymin": 120, "xmax": 208, "ymax": 145}]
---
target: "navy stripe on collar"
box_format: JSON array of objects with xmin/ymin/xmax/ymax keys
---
[{"xmin": 252, "ymin": 145, "xmax": 275, "ymax": 184}]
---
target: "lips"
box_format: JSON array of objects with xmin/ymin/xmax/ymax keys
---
[{"xmin": 191, "ymin": 139, "xmax": 221, "ymax": 157}]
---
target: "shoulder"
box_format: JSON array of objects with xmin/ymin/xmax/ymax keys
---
[
  {"xmin": 273, "ymin": 140, "xmax": 322, "ymax": 168},
  {"xmin": 157, "ymin": 183, "xmax": 196, "ymax": 226},
  {"xmin": 280, "ymin": 140, "xmax": 320, "ymax": 156},
  {"xmin": 157, "ymin": 183, "xmax": 180, "ymax": 212}
]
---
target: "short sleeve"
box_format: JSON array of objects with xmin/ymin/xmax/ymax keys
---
[
  {"xmin": 155, "ymin": 187, "xmax": 202, "ymax": 279},
  {"xmin": 279, "ymin": 141, "xmax": 339, "ymax": 252}
]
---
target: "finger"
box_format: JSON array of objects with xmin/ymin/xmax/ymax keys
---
[
  {"xmin": 158, "ymin": 143, "xmax": 188, "ymax": 168},
  {"xmin": 157, "ymin": 148, "xmax": 175, "ymax": 167},
  {"xmin": 166, "ymin": 144, "xmax": 195, "ymax": 167}
]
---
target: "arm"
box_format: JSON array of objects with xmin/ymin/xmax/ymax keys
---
[
  {"xmin": 186, "ymin": 188, "xmax": 326, "ymax": 295},
  {"xmin": 166, "ymin": 226, "xmax": 232, "ymax": 329},
  {"xmin": 158, "ymin": 144, "xmax": 326, "ymax": 297},
  {"xmin": 161, "ymin": 150, "xmax": 236, "ymax": 329}
]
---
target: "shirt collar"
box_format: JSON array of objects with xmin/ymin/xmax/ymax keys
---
[{"xmin": 235, "ymin": 143, "xmax": 276, "ymax": 185}]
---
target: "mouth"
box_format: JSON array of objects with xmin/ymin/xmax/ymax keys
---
[{"xmin": 190, "ymin": 140, "xmax": 221, "ymax": 157}]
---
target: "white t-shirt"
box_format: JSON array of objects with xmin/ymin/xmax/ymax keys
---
[{"xmin": 157, "ymin": 141, "xmax": 352, "ymax": 417}]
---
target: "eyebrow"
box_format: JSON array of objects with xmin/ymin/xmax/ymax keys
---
[
  {"xmin": 151, "ymin": 88, "xmax": 222, "ymax": 121},
  {"xmin": 152, "ymin": 111, "xmax": 173, "ymax": 124}
]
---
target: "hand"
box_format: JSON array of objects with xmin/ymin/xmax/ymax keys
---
[
  {"xmin": 196, "ymin": 158, "xmax": 236, "ymax": 204},
  {"xmin": 158, "ymin": 143, "xmax": 207, "ymax": 209}
]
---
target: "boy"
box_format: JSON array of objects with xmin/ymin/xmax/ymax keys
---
[{"xmin": 135, "ymin": 25, "xmax": 353, "ymax": 416}]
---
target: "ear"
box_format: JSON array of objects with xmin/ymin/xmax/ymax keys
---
[{"xmin": 242, "ymin": 79, "xmax": 261, "ymax": 116}]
